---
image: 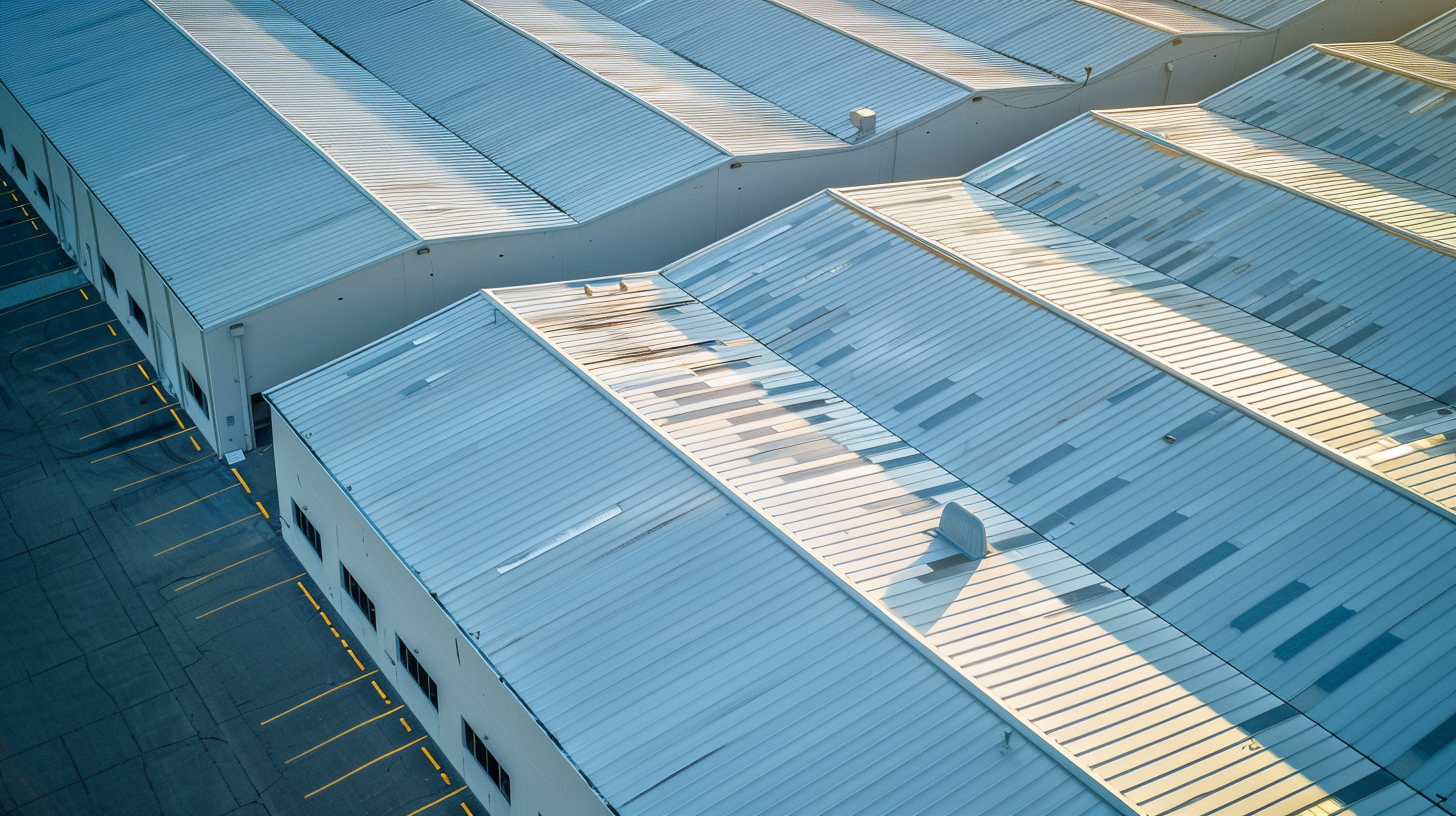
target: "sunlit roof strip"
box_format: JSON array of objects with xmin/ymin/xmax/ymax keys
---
[
  {"xmin": 1315, "ymin": 41, "xmax": 1456, "ymax": 90},
  {"xmin": 831, "ymin": 184, "xmax": 1456, "ymax": 524},
  {"xmin": 486, "ymin": 286, "xmax": 1145, "ymax": 816},
  {"xmin": 1076, "ymin": 0, "xmax": 1259, "ymax": 33},
  {"xmin": 1093, "ymin": 107, "xmax": 1456, "ymax": 259},
  {"xmin": 148, "ymin": 0, "xmax": 572, "ymax": 240},
  {"xmin": 464, "ymin": 0, "xmax": 842, "ymax": 156},
  {"xmin": 766, "ymin": 0, "xmax": 1069, "ymax": 89}
]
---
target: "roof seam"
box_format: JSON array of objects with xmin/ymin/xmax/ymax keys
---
[
  {"xmin": 1314, "ymin": 42, "xmax": 1456, "ymax": 90},
  {"xmin": 1090, "ymin": 109, "xmax": 1456, "ymax": 260},
  {"xmin": 457, "ymin": 0, "xmax": 748, "ymax": 158},
  {"xmin": 142, "ymin": 0, "xmax": 426, "ymax": 243},
  {"xmin": 484, "ymin": 286, "xmax": 1145, "ymax": 816},
  {"xmin": 827, "ymin": 187, "xmax": 1456, "ymax": 526}
]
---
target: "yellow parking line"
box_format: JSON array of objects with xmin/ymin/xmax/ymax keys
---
[
  {"xmin": 4, "ymin": 295, "xmax": 100, "ymax": 332},
  {"xmin": 0, "ymin": 286, "xmax": 81, "ymax": 318},
  {"xmin": 191, "ymin": 436, "xmax": 201, "ymax": 451},
  {"xmin": 401, "ymin": 787, "xmax": 469, "ymax": 816},
  {"xmin": 152, "ymin": 512, "xmax": 262, "ymax": 556},
  {"xmin": 421, "ymin": 747, "xmax": 441, "ymax": 771},
  {"xmin": 372, "ymin": 681, "xmax": 391, "ymax": 704},
  {"xmin": 32, "ymin": 339, "xmax": 129, "ymax": 371},
  {"xmin": 170, "ymin": 408, "xmax": 185, "ymax": 429},
  {"xmin": 400, "ymin": 718, "xmax": 412, "ymax": 733},
  {"xmin": 231, "ymin": 468, "xmax": 251, "ymax": 493},
  {"xmin": 440, "ymin": 772, "xmax": 450, "ymax": 786},
  {"xmin": 47, "ymin": 359, "xmax": 144, "ymax": 392},
  {"xmin": 256, "ymin": 501, "xmax": 270, "ymax": 519},
  {"xmin": 18, "ymin": 320, "xmax": 114, "ymax": 351},
  {"xmin": 284, "ymin": 705, "xmax": 404, "ymax": 764},
  {"xmin": 62, "ymin": 381, "xmax": 155, "ymax": 414},
  {"xmin": 108, "ymin": 324, "xmax": 117, "ymax": 336},
  {"xmin": 300, "ymin": 582, "xmax": 321, "ymax": 610},
  {"xmin": 462, "ymin": 803, "xmax": 474, "ymax": 816},
  {"xmin": 259, "ymin": 670, "xmax": 379, "ymax": 726},
  {"xmin": 136, "ymin": 363, "xmax": 148, "ymax": 380},
  {"xmin": 114, "ymin": 455, "xmax": 211, "ymax": 491},
  {"xmin": 194, "ymin": 572, "xmax": 305, "ymax": 620},
  {"xmin": 79, "ymin": 403, "xmax": 178, "ymax": 440},
  {"xmin": 0, "ymin": 246, "xmax": 65, "ymax": 272},
  {"xmin": 133, "ymin": 483, "xmax": 238, "ymax": 526},
  {"xmin": 347, "ymin": 649, "xmax": 366, "ymax": 672},
  {"xmin": 304, "ymin": 736, "xmax": 427, "ymax": 799},
  {"xmin": 0, "ymin": 231, "xmax": 51, "ymax": 252},
  {"xmin": 173, "ymin": 551, "xmax": 271, "ymax": 593},
  {"xmin": 79, "ymin": 288, "xmax": 88, "ymax": 300},
  {"xmin": 90, "ymin": 426, "xmax": 194, "ymax": 463},
  {"xmin": 152, "ymin": 383, "xmax": 166, "ymax": 401}
]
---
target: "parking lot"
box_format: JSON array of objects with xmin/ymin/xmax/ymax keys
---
[{"xmin": 0, "ymin": 169, "xmax": 485, "ymax": 816}]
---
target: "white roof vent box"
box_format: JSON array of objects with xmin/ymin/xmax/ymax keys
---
[
  {"xmin": 939, "ymin": 501, "xmax": 987, "ymax": 560},
  {"xmin": 850, "ymin": 108, "xmax": 876, "ymax": 140}
]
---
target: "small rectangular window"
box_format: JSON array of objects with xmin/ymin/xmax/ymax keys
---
[
  {"xmin": 464, "ymin": 720, "xmax": 511, "ymax": 803},
  {"xmin": 292, "ymin": 500, "xmax": 322, "ymax": 558},
  {"xmin": 397, "ymin": 636, "xmax": 438, "ymax": 709},
  {"xmin": 128, "ymin": 294, "xmax": 148, "ymax": 335},
  {"xmin": 34, "ymin": 177, "xmax": 49, "ymax": 208},
  {"xmin": 184, "ymin": 367, "xmax": 208, "ymax": 419},
  {"xmin": 101, "ymin": 258, "xmax": 117, "ymax": 292},
  {"xmin": 0, "ymin": 126, "xmax": 6, "ymax": 150},
  {"xmin": 340, "ymin": 564, "xmax": 377, "ymax": 629},
  {"xmin": 12, "ymin": 148, "xmax": 25, "ymax": 179}
]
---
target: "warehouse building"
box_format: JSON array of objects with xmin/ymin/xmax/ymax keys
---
[
  {"xmin": 2, "ymin": 0, "xmax": 1448, "ymax": 456},
  {"xmin": 268, "ymin": 15, "xmax": 1456, "ymax": 814}
]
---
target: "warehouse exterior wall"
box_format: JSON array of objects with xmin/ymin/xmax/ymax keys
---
[{"xmin": 273, "ymin": 420, "xmax": 616, "ymax": 816}]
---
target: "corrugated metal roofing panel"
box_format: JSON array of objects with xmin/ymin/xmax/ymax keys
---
[
  {"xmin": 767, "ymin": 0, "xmax": 1068, "ymax": 89},
  {"xmin": 1400, "ymin": 8, "xmax": 1456, "ymax": 58},
  {"xmin": 576, "ymin": 0, "xmax": 968, "ymax": 140},
  {"xmin": 1205, "ymin": 48, "xmax": 1456, "ymax": 198},
  {"xmin": 1315, "ymin": 42, "xmax": 1456, "ymax": 89},
  {"xmin": 967, "ymin": 113, "xmax": 1456, "ymax": 406},
  {"xmin": 265, "ymin": 293, "xmax": 1123, "ymax": 816},
  {"xmin": 662, "ymin": 191, "xmax": 1456, "ymax": 803},
  {"xmin": 1149, "ymin": 0, "xmax": 1321, "ymax": 28},
  {"xmin": 1097, "ymin": 105, "xmax": 1456, "ymax": 253},
  {"xmin": 874, "ymin": 0, "xmax": 1172, "ymax": 81},
  {"xmin": 274, "ymin": 0, "xmax": 727, "ymax": 221},
  {"xmin": 497, "ymin": 269, "xmax": 1440, "ymax": 814},
  {"xmin": 464, "ymin": 0, "xmax": 843, "ymax": 155},
  {"xmin": 149, "ymin": 0, "xmax": 571, "ymax": 240},
  {"xmin": 0, "ymin": 1, "xmax": 416, "ymax": 329}
]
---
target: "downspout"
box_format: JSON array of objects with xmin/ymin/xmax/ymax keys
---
[{"xmin": 230, "ymin": 323, "xmax": 254, "ymax": 452}]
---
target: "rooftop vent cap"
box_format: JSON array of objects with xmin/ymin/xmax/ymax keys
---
[
  {"xmin": 939, "ymin": 501, "xmax": 986, "ymax": 560},
  {"xmin": 850, "ymin": 108, "xmax": 876, "ymax": 139}
]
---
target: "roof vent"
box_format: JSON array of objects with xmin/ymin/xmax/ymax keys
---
[
  {"xmin": 850, "ymin": 108, "xmax": 876, "ymax": 139},
  {"xmin": 939, "ymin": 501, "xmax": 986, "ymax": 560}
]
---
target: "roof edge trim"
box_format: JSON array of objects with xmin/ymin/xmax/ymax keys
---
[
  {"xmin": 1090, "ymin": 109, "xmax": 1456, "ymax": 260},
  {"xmin": 1314, "ymin": 42, "xmax": 1456, "ymax": 90},
  {"xmin": 828, "ymin": 186, "xmax": 1456, "ymax": 526},
  {"xmin": 483, "ymin": 287, "xmax": 1144, "ymax": 816},
  {"xmin": 142, "ymin": 0, "xmax": 425, "ymax": 243}
]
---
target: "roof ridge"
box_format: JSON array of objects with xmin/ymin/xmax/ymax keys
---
[
  {"xmin": 826, "ymin": 186, "xmax": 1456, "ymax": 525},
  {"xmin": 1315, "ymin": 41, "xmax": 1456, "ymax": 89},
  {"xmin": 484, "ymin": 285, "xmax": 1146, "ymax": 816}
]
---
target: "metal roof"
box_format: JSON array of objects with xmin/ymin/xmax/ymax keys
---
[
  {"xmin": 1401, "ymin": 6, "xmax": 1456, "ymax": 57},
  {"xmin": 575, "ymin": 0, "xmax": 970, "ymax": 140},
  {"xmin": 265, "ymin": 293, "xmax": 1124, "ymax": 816},
  {"xmin": 967, "ymin": 112, "xmax": 1456, "ymax": 406},
  {"xmin": 463, "ymin": 0, "xmax": 844, "ymax": 155},
  {"xmin": 1204, "ymin": 48, "xmax": 1456, "ymax": 198},
  {"xmin": 0, "ymin": 0, "xmax": 417, "ymax": 330},
  {"xmin": 273, "ymin": 0, "xmax": 728, "ymax": 221},
  {"xmin": 766, "ymin": 0, "xmax": 1069, "ymax": 89},
  {"xmin": 1146, "ymin": 0, "xmax": 1322, "ymax": 28},
  {"xmin": 659, "ymin": 190, "xmax": 1456, "ymax": 808},
  {"xmin": 496, "ymin": 268, "xmax": 1442, "ymax": 816},
  {"xmin": 148, "ymin": 0, "xmax": 571, "ymax": 240},
  {"xmin": 872, "ymin": 0, "xmax": 1176, "ymax": 81}
]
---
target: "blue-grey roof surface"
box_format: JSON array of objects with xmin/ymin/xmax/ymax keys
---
[
  {"xmin": 265, "ymin": 293, "xmax": 1124, "ymax": 816},
  {"xmin": 0, "ymin": 0, "xmax": 417, "ymax": 329}
]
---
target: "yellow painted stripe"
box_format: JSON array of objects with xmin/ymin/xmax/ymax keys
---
[
  {"xmin": 347, "ymin": 649, "xmax": 366, "ymax": 672},
  {"xmin": 79, "ymin": 403, "xmax": 178, "ymax": 440},
  {"xmin": 173, "ymin": 551, "xmax": 270, "ymax": 593},
  {"xmin": 152, "ymin": 384, "xmax": 166, "ymax": 401},
  {"xmin": 231, "ymin": 467, "xmax": 251, "ymax": 493},
  {"xmin": 259, "ymin": 670, "xmax": 379, "ymax": 726},
  {"xmin": 62, "ymin": 381, "xmax": 155, "ymax": 414},
  {"xmin": 372, "ymin": 680, "xmax": 390, "ymax": 702},
  {"xmin": 170, "ymin": 408, "xmax": 185, "ymax": 429},
  {"xmin": 194, "ymin": 572, "xmax": 305, "ymax": 620},
  {"xmin": 421, "ymin": 746, "xmax": 441, "ymax": 771},
  {"xmin": 440, "ymin": 772, "xmax": 450, "ymax": 786},
  {"xmin": 134, "ymin": 483, "xmax": 238, "ymax": 526},
  {"xmin": 400, "ymin": 787, "xmax": 468, "ymax": 816},
  {"xmin": 6, "ymin": 301, "xmax": 103, "ymax": 333},
  {"xmin": 256, "ymin": 501, "xmax": 270, "ymax": 519},
  {"xmin": 108, "ymin": 324, "xmax": 116, "ymax": 336},
  {"xmin": 299, "ymin": 583, "xmax": 320, "ymax": 610},
  {"xmin": 462, "ymin": 802, "xmax": 474, "ymax": 816},
  {"xmin": 32, "ymin": 339, "xmax": 129, "ymax": 371},
  {"xmin": 79, "ymin": 289, "xmax": 89, "ymax": 301},
  {"xmin": 0, "ymin": 286, "xmax": 82, "ymax": 318},
  {"xmin": 136, "ymin": 363, "xmax": 148, "ymax": 380},
  {"xmin": 304, "ymin": 736, "xmax": 427, "ymax": 798},
  {"xmin": 153, "ymin": 512, "xmax": 261, "ymax": 557},
  {"xmin": 90, "ymin": 426, "xmax": 194, "ymax": 463},
  {"xmin": 113, "ymin": 455, "xmax": 210, "ymax": 491},
  {"xmin": 284, "ymin": 704, "xmax": 404, "ymax": 764},
  {"xmin": 191, "ymin": 436, "xmax": 201, "ymax": 452},
  {"xmin": 47, "ymin": 359, "xmax": 145, "ymax": 392},
  {"xmin": 18, "ymin": 320, "xmax": 114, "ymax": 351},
  {"xmin": 400, "ymin": 717, "xmax": 412, "ymax": 733}
]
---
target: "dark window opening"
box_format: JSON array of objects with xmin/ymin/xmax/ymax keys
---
[
  {"xmin": 101, "ymin": 258, "xmax": 117, "ymax": 292},
  {"xmin": 397, "ymin": 636, "xmax": 438, "ymax": 709},
  {"xmin": 341, "ymin": 564, "xmax": 376, "ymax": 629},
  {"xmin": 128, "ymin": 294, "xmax": 148, "ymax": 335},
  {"xmin": 251, "ymin": 392, "xmax": 272, "ymax": 449},
  {"xmin": 12, "ymin": 148, "xmax": 25, "ymax": 179},
  {"xmin": 34, "ymin": 177, "xmax": 49, "ymax": 208},
  {"xmin": 0, "ymin": 126, "xmax": 6, "ymax": 150},
  {"xmin": 464, "ymin": 720, "xmax": 511, "ymax": 803},
  {"xmin": 292, "ymin": 500, "xmax": 321, "ymax": 558},
  {"xmin": 185, "ymin": 367, "xmax": 208, "ymax": 419}
]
